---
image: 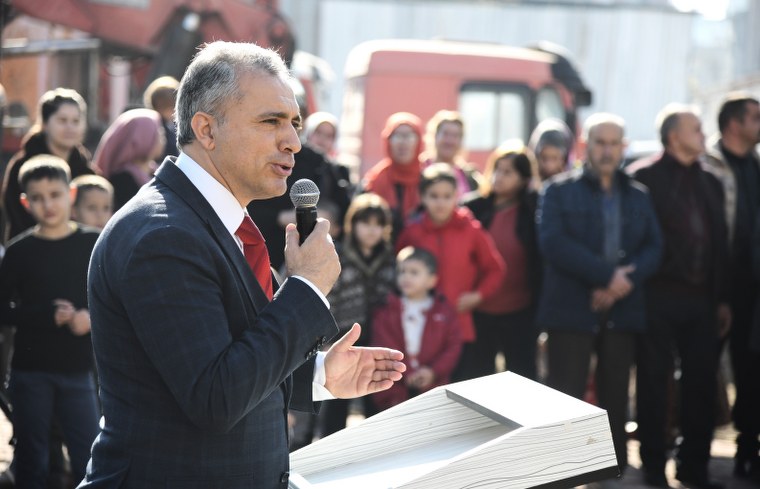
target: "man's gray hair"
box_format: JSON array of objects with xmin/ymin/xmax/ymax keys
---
[
  {"xmin": 582, "ymin": 112, "xmax": 626, "ymax": 141},
  {"xmin": 175, "ymin": 41, "xmax": 292, "ymax": 147},
  {"xmin": 656, "ymin": 103, "xmax": 700, "ymax": 148}
]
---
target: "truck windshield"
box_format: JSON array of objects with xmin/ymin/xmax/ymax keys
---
[{"xmin": 459, "ymin": 84, "xmax": 529, "ymax": 151}]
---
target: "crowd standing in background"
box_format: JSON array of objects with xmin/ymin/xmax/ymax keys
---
[{"xmin": 0, "ymin": 62, "xmax": 758, "ymax": 489}]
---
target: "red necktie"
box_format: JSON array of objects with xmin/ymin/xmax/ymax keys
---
[{"xmin": 236, "ymin": 215, "xmax": 273, "ymax": 300}]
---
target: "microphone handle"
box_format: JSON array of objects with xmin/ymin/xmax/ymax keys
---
[{"xmin": 296, "ymin": 206, "xmax": 318, "ymax": 244}]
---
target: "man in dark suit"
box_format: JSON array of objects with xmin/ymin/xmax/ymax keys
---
[
  {"xmin": 78, "ymin": 41, "xmax": 405, "ymax": 489},
  {"xmin": 629, "ymin": 105, "xmax": 731, "ymax": 489}
]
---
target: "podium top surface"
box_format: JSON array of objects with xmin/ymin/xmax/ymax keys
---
[{"xmin": 445, "ymin": 372, "xmax": 605, "ymax": 427}]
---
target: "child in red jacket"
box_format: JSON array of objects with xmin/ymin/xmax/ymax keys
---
[
  {"xmin": 371, "ymin": 246, "xmax": 462, "ymax": 410},
  {"xmin": 396, "ymin": 163, "xmax": 505, "ymax": 380}
]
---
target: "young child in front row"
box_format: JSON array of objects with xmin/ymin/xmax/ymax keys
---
[
  {"xmin": 71, "ymin": 174, "xmax": 114, "ymax": 229},
  {"xmin": 0, "ymin": 155, "xmax": 100, "ymax": 487},
  {"xmin": 314, "ymin": 193, "xmax": 398, "ymax": 438},
  {"xmin": 371, "ymin": 246, "xmax": 462, "ymax": 411},
  {"xmin": 396, "ymin": 163, "xmax": 505, "ymax": 381}
]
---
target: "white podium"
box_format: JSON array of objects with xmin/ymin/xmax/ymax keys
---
[{"xmin": 289, "ymin": 372, "xmax": 619, "ymax": 489}]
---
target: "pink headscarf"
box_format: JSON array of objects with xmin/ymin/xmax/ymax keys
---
[{"xmin": 93, "ymin": 108, "xmax": 162, "ymax": 184}]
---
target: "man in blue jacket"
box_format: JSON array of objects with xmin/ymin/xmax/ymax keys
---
[{"xmin": 537, "ymin": 113, "xmax": 662, "ymax": 486}]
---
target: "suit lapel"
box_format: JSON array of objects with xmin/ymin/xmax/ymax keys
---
[{"xmin": 153, "ymin": 159, "xmax": 272, "ymax": 321}]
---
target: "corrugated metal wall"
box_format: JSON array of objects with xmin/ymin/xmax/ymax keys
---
[{"xmin": 286, "ymin": 0, "xmax": 695, "ymax": 144}]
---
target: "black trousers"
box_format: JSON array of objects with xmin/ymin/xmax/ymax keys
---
[
  {"xmin": 547, "ymin": 327, "xmax": 635, "ymax": 472},
  {"xmin": 636, "ymin": 290, "xmax": 720, "ymax": 477},
  {"xmin": 471, "ymin": 307, "xmax": 538, "ymax": 380},
  {"xmin": 729, "ymin": 283, "xmax": 760, "ymax": 459}
]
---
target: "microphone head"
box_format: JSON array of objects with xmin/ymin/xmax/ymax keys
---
[{"xmin": 289, "ymin": 178, "xmax": 320, "ymax": 208}]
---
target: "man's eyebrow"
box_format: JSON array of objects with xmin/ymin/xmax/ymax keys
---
[{"xmin": 258, "ymin": 111, "xmax": 301, "ymax": 124}]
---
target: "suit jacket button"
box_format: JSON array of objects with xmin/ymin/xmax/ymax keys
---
[{"xmin": 280, "ymin": 471, "xmax": 289, "ymax": 483}]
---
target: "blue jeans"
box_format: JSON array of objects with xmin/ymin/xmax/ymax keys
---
[{"xmin": 9, "ymin": 370, "xmax": 99, "ymax": 489}]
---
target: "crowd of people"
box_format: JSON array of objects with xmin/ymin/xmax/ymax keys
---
[{"xmin": 0, "ymin": 58, "xmax": 758, "ymax": 489}]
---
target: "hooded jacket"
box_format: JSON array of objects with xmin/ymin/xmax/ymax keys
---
[
  {"xmin": 363, "ymin": 113, "xmax": 424, "ymax": 235},
  {"xmin": 396, "ymin": 207, "xmax": 506, "ymax": 342},
  {"xmin": 370, "ymin": 293, "xmax": 462, "ymax": 410}
]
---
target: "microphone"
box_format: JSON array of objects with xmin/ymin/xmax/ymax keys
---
[{"xmin": 289, "ymin": 178, "xmax": 320, "ymax": 244}]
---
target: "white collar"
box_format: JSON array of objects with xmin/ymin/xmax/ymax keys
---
[{"xmin": 174, "ymin": 152, "xmax": 246, "ymax": 238}]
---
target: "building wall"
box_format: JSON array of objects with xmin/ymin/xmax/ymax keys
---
[{"xmin": 283, "ymin": 0, "xmax": 695, "ymax": 144}]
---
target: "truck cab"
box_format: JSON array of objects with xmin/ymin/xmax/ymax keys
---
[{"xmin": 339, "ymin": 39, "xmax": 592, "ymax": 175}]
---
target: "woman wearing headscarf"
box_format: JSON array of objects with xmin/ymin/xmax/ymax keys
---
[
  {"xmin": 302, "ymin": 111, "xmax": 339, "ymax": 158},
  {"xmin": 528, "ymin": 118, "xmax": 574, "ymax": 181},
  {"xmin": 2, "ymin": 88, "xmax": 94, "ymax": 242},
  {"xmin": 93, "ymin": 108, "xmax": 165, "ymax": 211},
  {"xmin": 362, "ymin": 112, "xmax": 424, "ymax": 240}
]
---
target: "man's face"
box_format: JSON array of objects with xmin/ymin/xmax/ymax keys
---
[
  {"xmin": 673, "ymin": 112, "xmax": 705, "ymax": 159},
  {"xmin": 737, "ymin": 101, "xmax": 760, "ymax": 146},
  {"xmin": 209, "ymin": 72, "xmax": 302, "ymax": 204},
  {"xmin": 586, "ymin": 122, "xmax": 624, "ymax": 178}
]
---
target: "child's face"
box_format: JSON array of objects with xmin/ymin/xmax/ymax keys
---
[
  {"xmin": 397, "ymin": 259, "xmax": 437, "ymax": 301},
  {"xmin": 21, "ymin": 178, "xmax": 74, "ymax": 230},
  {"xmin": 538, "ymin": 145, "xmax": 565, "ymax": 179},
  {"xmin": 491, "ymin": 157, "xmax": 526, "ymax": 198},
  {"xmin": 422, "ymin": 180, "xmax": 457, "ymax": 225},
  {"xmin": 353, "ymin": 216, "xmax": 384, "ymax": 250},
  {"xmin": 72, "ymin": 188, "xmax": 113, "ymax": 229}
]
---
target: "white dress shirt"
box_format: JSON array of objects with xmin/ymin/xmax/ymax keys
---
[{"xmin": 174, "ymin": 153, "xmax": 334, "ymax": 400}]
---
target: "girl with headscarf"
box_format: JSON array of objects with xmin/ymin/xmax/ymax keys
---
[
  {"xmin": 362, "ymin": 112, "xmax": 424, "ymax": 240},
  {"xmin": 93, "ymin": 108, "xmax": 165, "ymax": 211}
]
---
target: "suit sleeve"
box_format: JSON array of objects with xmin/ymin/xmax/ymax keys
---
[
  {"xmin": 537, "ymin": 183, "xmax": 615, "ymax": 287},
  {"xmin": 117, "ymin": 226, "xmax": 338, "ymax": 433}
]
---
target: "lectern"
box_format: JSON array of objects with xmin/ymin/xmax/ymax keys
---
[{"xmin": 289, "ymin": 372, "xmax": 619, "ymax": 488}]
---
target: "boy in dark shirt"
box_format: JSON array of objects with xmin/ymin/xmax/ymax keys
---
[{"xmin": 0, "ymin": 155, "xmax": 100, "ymax": 487}]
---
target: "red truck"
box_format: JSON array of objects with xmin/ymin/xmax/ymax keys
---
[{"xmin": 339, "ymin": 38, "xmax": 592, "ymax": 175}]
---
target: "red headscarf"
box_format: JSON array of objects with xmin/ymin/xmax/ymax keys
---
[{"xmin": 363, "ymin": 112, "xmax": 424, "ymax": 221}]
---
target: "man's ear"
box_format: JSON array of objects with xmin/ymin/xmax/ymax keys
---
[
  {"xmin": 70, "ymin": 185, "xmax": 78, "ymax": 203},
  {"xmin": 191, "ymin": 112, "xmax": 217, "ymax": 151},
  {"xmin": 19, "ymin": 193, "xmax": 30, "ymax": 211}
]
